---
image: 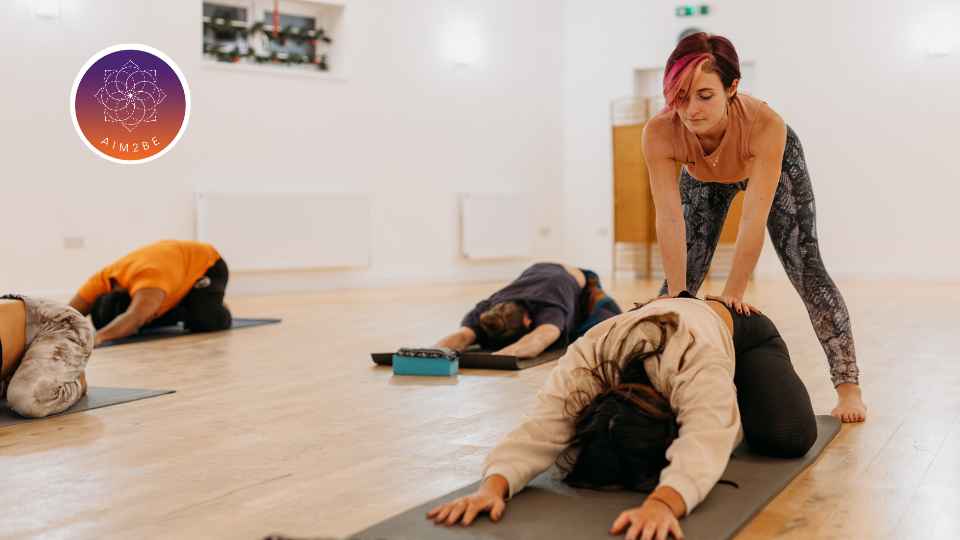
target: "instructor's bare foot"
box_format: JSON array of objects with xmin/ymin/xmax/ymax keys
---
[{"xmin": 832, "ymin": 383, "xmax": 867, "ymax": 423}]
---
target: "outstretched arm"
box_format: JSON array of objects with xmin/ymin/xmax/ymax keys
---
[
  {"xmin": 643, "ymin": 119, "xmax": 688, "ymax": 296},
  {"xmin": 434, "ymin": 326, "xmax": 477, "ymax": 352},
  {"xmin": 720, "ymin": 115, "xmax": 786, "ymax": 314},
  {"xmin": 657, "ymin": 361, "xmax": 741, "ymax": 515},
  {"xmin": 429, "ymin": 340, "xmax": 593, "ymax": 527},
  {"xmin": 609, "ymin": 357, "xmax": 739, "ymax": 540},
  {"xmin": 427, "ymin": 474, "xmax": 509, "ymax": 526},
  {"xmin": 495, "ymin": 324, "xmax": 561, "ymax": 358},
  {"xmin": 93, "ymin": 288, "xmax": 165, "ymax": 346}
]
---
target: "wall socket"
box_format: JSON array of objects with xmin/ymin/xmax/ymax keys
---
[{"xmin": 63, "ymin": 236, "xmax": 86, "ymax": 249}]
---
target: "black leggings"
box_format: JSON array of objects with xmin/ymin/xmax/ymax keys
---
[
  {"xmin": 660, "ymin": 126, "xmax": 859, "ymax": 387},
  {"xmin": 721, "ymin": 301, "xmax": 818, "ymax": 457},
  {"xmin": 146, "ymin": 258, "xmax": 232, "ymax": 332}
]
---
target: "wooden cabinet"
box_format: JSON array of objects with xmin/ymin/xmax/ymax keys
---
[
  {"xmin": 613, "ymin": 123, "xmax": 655, "ymax": 245},
  {"xmin": 612, "ymin": 118, "xmax": 745, "ymax": 280}
]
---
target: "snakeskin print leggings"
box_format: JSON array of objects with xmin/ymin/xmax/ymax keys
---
[
  {"xmin": 659, "ymin": 125, "xmax": 859, "ymax": 386},
  {"xmin": 1, "ymin": 295, "xmax": 94, "ymax": 417}
]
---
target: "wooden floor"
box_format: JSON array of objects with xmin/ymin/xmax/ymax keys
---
[{"xmin": 2, "ymin": 278, "xmax": 959, "ymax": 539}]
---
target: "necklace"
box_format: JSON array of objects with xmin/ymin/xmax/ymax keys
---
[{"xmin": 705, "ymin": 108, "xmax": 728, "ymax": 168}]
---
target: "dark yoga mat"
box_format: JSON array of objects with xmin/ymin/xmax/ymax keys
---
[
  {"xmin": 0, "ymin": 386, "xmax": 175, "ymax": 427},
  {"xmin": 98, "ymin": 318, "xmax": 282, "ymax": 347},
  {"xmin": 371, "ymin": 347, "xmax": 566, "ymax": 371},
  {"xmin": 348, "ymin": 415, "xmax": 841, "ymax": 540}
]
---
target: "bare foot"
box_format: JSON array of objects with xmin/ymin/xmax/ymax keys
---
[{"xmin": 832, "ymin": 383, "xmax": 867, "ymax": 423}]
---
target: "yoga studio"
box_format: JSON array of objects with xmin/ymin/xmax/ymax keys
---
[{"xmin": 3, "ymin": 0, "xmax": 958, "ymax": 538}]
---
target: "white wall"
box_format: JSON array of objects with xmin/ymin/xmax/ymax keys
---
[
  {"xmin": 4, "ymin": 0, "xmax": 956, "ymax": 298},
  {"xmin": 562, "ymin": 0, "xmax": 960, "ymax": 281},
  {"xmin": 0, "ymin": 0, "xmax": 565, "ymax": 297}
]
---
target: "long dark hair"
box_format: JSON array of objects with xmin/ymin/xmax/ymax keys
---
[{"xmin": 558, "ymin": 314, "xmax": 687, "ymax": 492}]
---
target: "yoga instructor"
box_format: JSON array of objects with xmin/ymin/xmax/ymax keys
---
[{"xmin": 641, "ymin": 33, "xmax": 865, "ymax": 422}]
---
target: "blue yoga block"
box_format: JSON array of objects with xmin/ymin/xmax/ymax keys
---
[{"xmin": 393, "ymin": 354, "xmax": 459, "ymax": 376}]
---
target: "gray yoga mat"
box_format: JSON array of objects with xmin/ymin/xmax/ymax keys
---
[
  {"xmin": 0, "ymin": 386, "xmax": 175, "ymax": 427},
  {"xmin": 371, "ymin": 347, "xmax": 566, "ymax": 371},
  {"xmin": 98, "ymin": 318, "xmax": 282, "ymax": 347},
  {"xmin": 347, "ymin": 415, "xmax": 841, "ymax": 540}
]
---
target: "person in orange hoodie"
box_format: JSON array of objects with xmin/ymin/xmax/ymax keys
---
[{"xmin": 69, "ymin": 240, "xmax": 232, "ymax": 346}]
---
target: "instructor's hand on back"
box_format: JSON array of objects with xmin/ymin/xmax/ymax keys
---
[
  {"xmin": 426, "ymin": 474, "xmax": 507, "ymax": 526},
  {"xmin": 705, "ymin": 294, "xmax": 761, "ymax": 316}
]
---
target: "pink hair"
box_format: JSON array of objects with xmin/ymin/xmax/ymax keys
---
[
  {"xmin": 662, "ymin": 33, "xmax": 741, "ymax": 111},
  {"xmin": 663, "ymin": 53, "xmax": 712, "ymax": 111}
]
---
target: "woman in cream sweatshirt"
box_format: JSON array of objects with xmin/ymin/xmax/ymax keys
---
[{"xmin": 428, "ymin": 294, "xmax": 817, "ymax": 540}]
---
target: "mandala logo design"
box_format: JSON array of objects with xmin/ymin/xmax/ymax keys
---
[
  {"xmin": 72, "ymin": 44, "xmax": 190, "ymax": 164},
  {"xmin": 94, "ymin": 59, "xmax": 167, "ymax": 133}
]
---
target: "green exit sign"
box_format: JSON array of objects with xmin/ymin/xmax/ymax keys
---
[{"xmin": 676, "ymin": 4, "xmax": 710, "ymax": 17}]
